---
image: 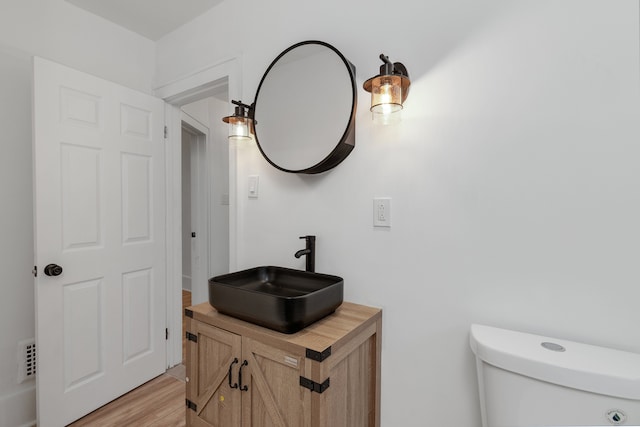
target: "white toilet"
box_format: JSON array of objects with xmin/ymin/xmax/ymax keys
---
[{"xmin": 470, "ymin": 324, "xmax": 640, "ymax": 426}]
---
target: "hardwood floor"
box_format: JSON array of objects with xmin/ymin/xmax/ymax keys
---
[
  {"xmin": 69, "ymin": 290, "xmax": 192, "ymax": 426},
  {"xmin": 69, "ymin": 375, "xmax": 185, "ymax": 426}
]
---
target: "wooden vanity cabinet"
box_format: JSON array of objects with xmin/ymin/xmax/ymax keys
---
[{"xmin": 185, "ymin": 301, "xmax": 382, "ymax": 427}]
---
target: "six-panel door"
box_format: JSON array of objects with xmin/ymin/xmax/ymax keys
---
[{"xmin": 34, "ymin": 56, "xmax": 167, "ymax": 427}]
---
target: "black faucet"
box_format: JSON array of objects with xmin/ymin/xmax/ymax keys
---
[{"xmin": 294, "ymin": 235, "xmax": 315, "ymax": 272}]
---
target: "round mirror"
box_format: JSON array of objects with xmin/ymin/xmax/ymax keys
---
[{"xmin": 253, "ymin": 41, "xmax": 357, "ymax": 174}]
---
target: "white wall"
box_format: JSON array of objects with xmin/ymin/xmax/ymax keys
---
[
  {"xmin": 0, "ymin": 0, "xmax": 156, "ymax": 93},
  {"xmin": 0, "ymin": 2, "xmax": 155, "ymax": 425},
  {"xmin": 0, "ymin": 45, "xmax": 37, "ymax": 427},
  {"xmin": 157, "ymin": 1, "xmax": 640, "ymax": 425}
]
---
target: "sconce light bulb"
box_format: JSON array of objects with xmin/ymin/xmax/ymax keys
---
[
  {"xmin": 370, "ymin": 76, "xmax": 403, "ymax": 116},
  {"xmin": 229, "ymin": 119, "xmax": 251, "ymax": 140},
  {"xmin": 380, "ymin": 103, "xmax": 394, "ymax": 115},
  {"xmin": 378, "ymin": 82, "xmax": 394, "ymax": 105}
]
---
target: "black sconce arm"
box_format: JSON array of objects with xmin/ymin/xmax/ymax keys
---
[
  {"xmin": 231, "ymin": 99, "xmax": 253, "ymax": 110},
  {"xmin": 377, "ymin": 53, "xmax": 409, "ymax": 78}
]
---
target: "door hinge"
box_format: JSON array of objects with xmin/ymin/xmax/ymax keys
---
[
  {"xmin": 164, "ymin": 125, "xmax": 168, "ymax": 138},
  {"xmin": 32, "ymin": 266, "xmax": 37, "ymax": 277},
  {"xmin": 186, "ymin": 331, "xmax": 198, "ymax": 343},
  {"xmin": 300, "ymin": 376, "xmax": 330, "ymax": 394},
  {"xmin": 165, "ymin": 328, "xmax": 168, "ymax": 340},
  {"xmin": 185, "ymin": 399, "xmax": 197, "ymax": 412}
]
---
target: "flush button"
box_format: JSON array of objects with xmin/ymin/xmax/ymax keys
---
[{"xmin": 541, "ymin": 342, "xmax": 566, "ymax": 352}]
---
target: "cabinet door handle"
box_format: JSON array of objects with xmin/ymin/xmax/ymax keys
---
[
  {"xmin": 238, "ymin": 360, "xmax": 248, "ymax": 391},
  {"xmin": 228, "ymin": 358, "xmax": 239, "ymax": 389}
]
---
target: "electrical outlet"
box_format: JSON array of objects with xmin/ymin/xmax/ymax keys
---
[{"xmin": 373, "ymin": 198, "xmax": 391, "ymax": 227}]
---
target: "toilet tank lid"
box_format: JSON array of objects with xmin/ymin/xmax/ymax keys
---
[{"xmin": 470, "ymin": 324, "xmax": 640, "ymax": 400}]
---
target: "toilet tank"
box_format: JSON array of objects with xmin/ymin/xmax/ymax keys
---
[{"xmin": 470, "ymin": 324, "xmax": 640, "ymax": 427}]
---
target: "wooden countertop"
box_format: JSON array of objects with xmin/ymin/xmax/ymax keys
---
[{"xmin": 187, "ymin": 301, "xmax": 382, "ymax": 354}]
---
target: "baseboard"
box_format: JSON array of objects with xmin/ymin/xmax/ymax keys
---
[{"xmin": 0, "ymin": 384, "xmax": 36, "ymax": 427}]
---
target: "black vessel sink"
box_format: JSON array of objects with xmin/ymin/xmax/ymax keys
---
[{"xmin": 209, "ymin": 266, "xmax": 343, "ymax": 334}]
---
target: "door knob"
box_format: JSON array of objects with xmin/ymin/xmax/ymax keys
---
[{"xmin": 44, "ymin": 264, "xmax": 63, "ymax": 277}]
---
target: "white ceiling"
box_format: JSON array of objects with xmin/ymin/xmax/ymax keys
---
[{"xmin": 66, "ymin": 0, "xmax": 223, "ymax": 41}]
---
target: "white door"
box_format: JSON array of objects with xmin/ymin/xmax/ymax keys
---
[{"xmin": 33, "ymin": 57, "xmax": 167, "ymax": 426}]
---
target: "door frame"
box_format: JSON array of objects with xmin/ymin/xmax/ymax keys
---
[
  {"xmin": 181, "ymin": 112, "xmax": 209, "ymax": 305},
  {"xmin": 155, "ymin": 56, "xmax": 241, "ymax": 367}
]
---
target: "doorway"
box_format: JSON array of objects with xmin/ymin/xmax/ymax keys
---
[
  {"xmin": 178, "ymin": 91, "xmax": 230, "ymax": 362},
  {"xmin": 180, "ymin": 91, "xmax": 230, "ymax": 302},
  {"xmin": 179, "ymin": 115, "xmax": 205, "ymax": 363},
  {"xmin": 157, "ymin": 61, "xmax": 239, "ymax": 368}
]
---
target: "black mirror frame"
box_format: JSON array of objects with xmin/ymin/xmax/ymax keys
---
[{"xmin": 252, "ymin": 40, "xmax": 357, "ymax": 174}]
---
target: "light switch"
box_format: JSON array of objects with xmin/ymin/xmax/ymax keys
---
[{"xmin": 248, "ymin": 175, "xmax": 259, "ymax": 198}]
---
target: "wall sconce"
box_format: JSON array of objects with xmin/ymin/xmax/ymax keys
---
[
  {"xmin": 222, "ymin": 100, "xmax": 255, "ymax": 140},
  {"xmin": 363, "ymin": 54, "xmax": 410, "ymax": 123}
]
